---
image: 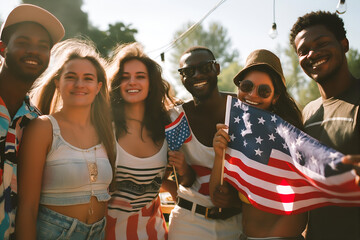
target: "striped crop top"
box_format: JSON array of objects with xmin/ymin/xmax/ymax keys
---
[
  {"xmin": 40, "ymin": 115, "xmax": 112, "ymax": 206},
  {"xmin": 107, "ymin": 140, "xmax": 168, "ymax": 213}
]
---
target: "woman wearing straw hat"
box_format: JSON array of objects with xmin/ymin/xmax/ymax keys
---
[{"xmin": 210, "ymin": 49, "xmax": 307, "ymax": 240}]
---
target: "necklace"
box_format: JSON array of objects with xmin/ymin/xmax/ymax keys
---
[
  {"xmin": 82, "ymin": 147, "xmax": 98, "ymax": 216},
  {"xmin": 83, "ymin": 147, "xmax": 98, "ymax": 183}
]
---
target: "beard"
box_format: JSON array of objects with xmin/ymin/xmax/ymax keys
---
[{"xmin": 5, "ymin": 52, "xmax": 48, "ymax": 84}]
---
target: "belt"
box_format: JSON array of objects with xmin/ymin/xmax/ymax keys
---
[
  {"xmin": 177, "ymin": 197, "xmax": 210, "ymax": 218},
  {"xmin": 177, "ymin": 197, "xmax": 241, "ymax": 220}
]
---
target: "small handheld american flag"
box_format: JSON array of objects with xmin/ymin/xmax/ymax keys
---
[
  {"xmin": 165, "ymin": 112, "xmax": 192, "ymax": 151},
  {"xmin": 165, "ymin": 111, "xmax": 192, "ymax": 188}
]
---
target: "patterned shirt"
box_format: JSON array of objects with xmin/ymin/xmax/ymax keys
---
[{"xmin": 0, "ymin": 95, "xmax": 40, "ymax": 239}]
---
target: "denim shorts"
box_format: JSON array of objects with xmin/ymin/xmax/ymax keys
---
[{"xmin": 36, "ymin": 206, "xmax": 106, "ymax": 240}]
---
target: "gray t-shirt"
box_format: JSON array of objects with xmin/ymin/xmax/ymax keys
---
[{"xmin": 303, "ymin": 80, "xmax": 360, "ymax": 240}]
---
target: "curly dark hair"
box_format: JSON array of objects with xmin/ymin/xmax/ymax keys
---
[
  {"xmin": 108, "ymin": 42, "xmax": 175, "ymax": 143},
  {"xmin": 289, "ymin": 11, "xmax": 346, "ymax": 49}
]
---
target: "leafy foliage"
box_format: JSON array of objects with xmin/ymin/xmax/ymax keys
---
[
  {"xmin": 218, "ymin": 61, "xmax": 242, "ymax": 93},
  {"xmin": 170, "ymin": 21, "xmax": 239, "ymax": 70},
  {"xmin": 87, "ymin": 22, "xmax": 137, "ymax": 57},
  {"xmin": 347, "ymin": 48, "xmax": 360, "ymax": 78},
  {"xmin": 22, "ymin": 0, "xmax": 137, "ymax": 57},
  {"xmin": 280, "ymin": 44, "xmax": 320, "ymax": 109}
]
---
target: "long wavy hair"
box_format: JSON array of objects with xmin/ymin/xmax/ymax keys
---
[
  {"xmin": 107, "ymin": 42, "xmax": 176, "ymax": 143},
  {"xmin": 30, "ymin": 38, "xmax": 116, "ymax": 186}
]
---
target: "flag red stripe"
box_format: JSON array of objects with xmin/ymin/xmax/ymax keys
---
[
  {"xmin": 192, "ymin": 165, "xmax": 211, "ymax": 177},
  {"xmin": 224, "ymin": 166, "xmax": 360, "ymax": 202},
  {"xmin": 267, "ymin": 156, "xmax": 359, "ymax": 192},
  {"xmin": 184, "ymin": 135, "xmax": 192, "ymax": 143},
  {"xmin": 227, "ymin": 154, "xmax": 358, "ymax": 194},
  {"xmin": 224, "ymin": 154, "xmax": 360, "ymax": 214},
  {"xmin": 165, "ymin": 112, "xmax": 184, "ymax": 129},
  {"xmin": 239, "ymin": 192, "xmax": 360, "ymax": 215}
]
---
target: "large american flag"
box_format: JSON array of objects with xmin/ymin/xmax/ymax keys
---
[
  {"xmin": 224, "ymin": 96, "xmax": 360, "ymax": 215},
  {"xmin": 165, "ymin": 112, "xmax": 192, "ymax": 151}
]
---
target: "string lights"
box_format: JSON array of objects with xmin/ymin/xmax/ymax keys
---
[
  {"xmin": 336, "ymin": 0, "xmax": 347, "ymax": 14},
  {"xmin": 268, "ymin": 0, "xmax": 278, "ymax": 39}
]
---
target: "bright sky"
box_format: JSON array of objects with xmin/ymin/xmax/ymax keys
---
[{"xmin": 2, "ymin": 0, "xmax": 360, "ymax": 97}]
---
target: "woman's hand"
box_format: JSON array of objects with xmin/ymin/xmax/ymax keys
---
[{"xmin": 213, "ymin": 123, "xmax": 230, "ymax": 158}]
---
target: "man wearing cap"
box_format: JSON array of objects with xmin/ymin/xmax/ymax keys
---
[
  {"xmin": 290, "ymin": 11, "xmax": 360, "ymax": 240},
  {"xmin": 165, "ymin": 46, "xmax": 242, "ymax": 240},
  {"xmin": 0, "ymin": 4, "xmax": 64, "ymax": 239}
]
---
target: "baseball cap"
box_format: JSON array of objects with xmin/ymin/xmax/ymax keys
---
[
  {"xmin": 0, "ymin": 4, "xmax": 65, "ymax": 45},
  {"xmin": 233, "ymin": 49, "xmax": 286, "ymax": 87}
]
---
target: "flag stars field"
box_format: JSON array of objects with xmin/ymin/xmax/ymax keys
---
[
  {"xmin": 255, "ymin": 148, "xmax": 263, "ymax": 156},
  {"xmin": 271, "ymin": 115, "xmax": 277, "ymax": 122},
  {"xmin": 255, "ymin": 136, "xmax": 264, "ymax": 144},
  {"xmin": 268, "ymin": 133, "xmax": 276, "ymax": 141},
  {"xmin": 258, "ymin": 117, "xmax": 265, "ymax": 125}
]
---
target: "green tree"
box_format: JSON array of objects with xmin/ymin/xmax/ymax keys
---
[
  {"xmin": 22, "ymin": 0, "xmax": 137, "ymax": 57},
  {"xmin": 88, "ymin": 22, "xmax": 137, "ymax": 57},
  {"xmin": 170, "ymin": 21, "xmax": 239, "ymax": 70},
  {"xmin": 280, "ymin": 44, "xmax": 320, "ymax": 108},
  {"xmin": 347, "ymin": 48, "xmax": 360, "ymax": 78},
  {"xmin": 22, "ymin": 0, "xmax": 89, "ymax": 39},
  {"xmin": 218, "ymin": 61, "xmax": 242, "ymax": 93}
]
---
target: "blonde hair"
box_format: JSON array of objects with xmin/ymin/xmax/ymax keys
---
[{"xmin": 30, "ymin": 38, "xmax": 116, "ymax": 187}]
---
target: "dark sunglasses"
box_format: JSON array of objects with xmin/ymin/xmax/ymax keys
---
[
  {"xmin": 178, "ymin": 60, "xmax": 216, "ymax": 78},
  {"xmin": 238, "ymin": 79, "xmax": 273, "ymax": 99}
]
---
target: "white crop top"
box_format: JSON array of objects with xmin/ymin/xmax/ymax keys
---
[{"xmin": 40, "ymin": 115, "xmax": 112, "ymax": 206}]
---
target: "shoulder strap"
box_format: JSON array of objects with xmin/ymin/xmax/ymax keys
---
[{"xmin": 47, "ymin": 115, "xmax": 61, "ymax": 136}]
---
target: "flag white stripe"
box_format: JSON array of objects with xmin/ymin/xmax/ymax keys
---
[{"xmin": 224, "ymin": 151, "xmax": 360, "ymax": 197}]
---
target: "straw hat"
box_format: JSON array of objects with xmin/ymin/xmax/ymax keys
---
[{"xmin": 233, "ymin": 49, "xmax": 285, "ymax": 86}]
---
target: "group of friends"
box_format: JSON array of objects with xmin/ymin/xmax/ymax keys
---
[{"xmin": 0, "ymin": 3, "xmax": 359, "ymax": 240}]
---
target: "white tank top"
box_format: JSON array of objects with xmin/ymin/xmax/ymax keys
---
[{"xmin": 40, "ymin": 115, "xmax": 112, "ymax": 205}]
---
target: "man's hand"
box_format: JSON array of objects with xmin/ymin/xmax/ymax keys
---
[
  {"xmin": 211, "ymin": 182, "xmax": 241, "ymax": 208},
  {"xmin": 342, "ymin": 155, "xmax": 360, "ymax": 185}
]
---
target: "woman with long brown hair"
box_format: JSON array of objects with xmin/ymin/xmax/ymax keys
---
[{"xmin": 105, "ymin": 42, "xmax": 183, "ymax": 240}]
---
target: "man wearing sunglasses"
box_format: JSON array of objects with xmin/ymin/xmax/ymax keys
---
[
  {"xmin": 166, "ymin": 46, "xmax": 242, "ymax": 239},
  {"xmin": 290, "ymin": 11, "xmax": 360, "ymax": 240}
]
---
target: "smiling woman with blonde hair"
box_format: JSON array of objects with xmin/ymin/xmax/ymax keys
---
[{"xmin": 16, "ymin": 38, "xmax": 115, "ymax": 240}]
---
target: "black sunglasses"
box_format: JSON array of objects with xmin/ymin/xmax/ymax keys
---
[
  {"xmin": 178, "ymin": 60, "xmax": 216, "ymax": 78},
  {"xmin": 238, "ymin": 80, "xmax": 273, "ymax": 99}
]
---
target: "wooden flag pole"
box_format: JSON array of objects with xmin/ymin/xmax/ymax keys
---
[
  {"xmin": 173, "ymin": 165, "xmax": 179, "ymax": 188},
  {"xmin": 219, "ymin": 96, "xmax": 232, "ymax": 213},
  {"xmin": 219, "ymin": 149, "xmax": 226, "ymax": 213}
]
